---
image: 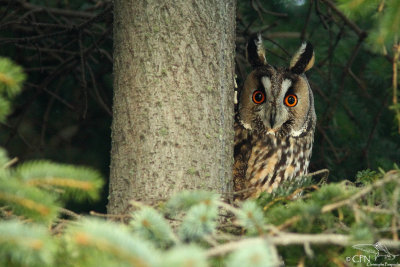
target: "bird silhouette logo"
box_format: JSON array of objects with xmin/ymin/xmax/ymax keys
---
[{"xmin": 352, "ymin": 242, "xmax": 399, "ymax": 261}]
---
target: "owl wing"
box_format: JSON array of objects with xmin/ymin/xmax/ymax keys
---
[{"xmin": 233, "ymin": 121, "xmax": 252, "ymax": 199}]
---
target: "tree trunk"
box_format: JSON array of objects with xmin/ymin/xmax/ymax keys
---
[{"xmin": 108, "ymin": 0, "xmax": 236, "ymax": 214}]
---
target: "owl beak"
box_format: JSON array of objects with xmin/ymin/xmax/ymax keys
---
[{"xmin": 269, "ymin": 110, "xmax": 276, "ymax": 128}]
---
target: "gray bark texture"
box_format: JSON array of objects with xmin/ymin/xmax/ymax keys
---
[{"xmin": 108, "ymin": 0, "xmax": 236, "ymax": 214}]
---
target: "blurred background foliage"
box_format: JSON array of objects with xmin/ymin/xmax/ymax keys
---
[{"xmin": 0, "ymin": 0, "xmax": 399, "ymax": 214}]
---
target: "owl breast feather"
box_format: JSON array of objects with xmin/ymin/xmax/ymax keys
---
[{"xmin": 233, "ymin": 125, "xmax": 314, "ymax": 200}]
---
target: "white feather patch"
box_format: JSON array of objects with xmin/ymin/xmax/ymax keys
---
[
  {"xmin": 261, "ymin": 76, "xmax": 271, "ymax": 91},
  {"xmin": 234, "ymin": 90, "xmax": 238, "ymax": 104},
  {"xmin": 280, "ymin": 79, "xmax": 292, "ymax": 100},
  {"xmin": 291, "ymin": 123, "xmax": 307, "ymax": 137},
  {"xmin": 241, "ymin": 122, "xmax": 252, "ymax": 130},
  {"xmin": 281, "ymin": 79, "xmax": 292, "ymax": 92},
  {"xmin": 234, "ymin": 76, "xmax": 238, "ymax": 89},
  {"xmin": 291, "ymin": 129, "xmax": 303, "ymax": 137},
  {"xmin": 256, "ymin": 34, "xmax": 266, "ymax": 63},
  {"xmin": 256, "ymin": 33, "xmax": 263, "ymax": 49}
]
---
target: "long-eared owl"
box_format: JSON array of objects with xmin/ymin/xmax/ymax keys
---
[{"xmin": 234, "ymin": 34, "xmax": 316, "ymax": 200}]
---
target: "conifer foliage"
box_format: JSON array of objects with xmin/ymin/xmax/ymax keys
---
[
  {"xmin": 0, "ymin": 58, "xmax": 25, "ymax": 123},
  {"xmin": 2, "ymin": 166, "xmax": 400, "ymax": 266}
]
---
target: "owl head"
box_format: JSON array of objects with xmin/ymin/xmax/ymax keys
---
[{"xmin": 238, "ymin": 34, "xmax": 316, "ymax": 137}]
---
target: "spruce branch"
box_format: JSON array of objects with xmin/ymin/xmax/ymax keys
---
[
  {"xmin": 178, "ymin": 203, "xmax": 218, "ymax": 241},
  {"xmin": 15, "ymin": 160, "xmax": 104, "ymax": 201},
  {"xmin": 67, "ymin": 218, "xmax": 160, "ymax": 267},
  {"xmin": 162, "ymin": 245, "xmax": 207, "ymax": 267},
  {"xmin": 131, "ymin": 206, "xmax": 178, "ymax": 247},
  {"xmin": 89, "ymin": 210, "xmax": 131, "ymax": 221},
  {"xmin": 321, "ymin": 170, "xmax": 400, "ymax": 213},
  {"xmin": 2, "ymin": 157, "xmax": 18, "ymax": 169},
  {"xmin": 224, "ymin": 238, "xmax": 280, "ymax": 267},
  {"xmin": 206, "ymin": 233, "xmax": 400, "ymax": 257},
  {"xmin": 234, "ymin": 200, "xmax": 265, "ymax": 235},
  {"xmin": 165, "ymin": 190, "xmax": 219, "ymax": 216},
  {"xmin": 0, "ymin": 57, "xmax": 26, "ymax": 98},
  {"xmin": 0, "ymin": 177, "xmax": 59, "ymax": 221},
  {"xmin": 0, "ymin": 147, "xmax": 10, "ymax": 168},
  {"xmin": 0, "ymin": 220, "xmax": 56, "ymax": 267},
  {"xmin": 59, "ymin": 208, "xmax": 80, "ymax": 219},
  {"xmin": 0, "ymin": 57, "xmax": 26, "ymax": 122}
]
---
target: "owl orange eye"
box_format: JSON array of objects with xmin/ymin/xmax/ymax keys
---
[
  {"xmin": 252, "ymin": 90, "xmax": 265, "ymax": 104},
  {"xmin": 284, "ymin": 94, "xmax": 297, "ymax": 107}
]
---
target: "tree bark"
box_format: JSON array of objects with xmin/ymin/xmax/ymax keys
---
[{"xmin": 108, "ymin": 0, "xmax": 236, "ymax": 214}]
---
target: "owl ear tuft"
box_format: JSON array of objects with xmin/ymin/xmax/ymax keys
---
[
  {"xmin": 289, "ymin": 42, "xmax": 314, "ymax": 74},
  {"xmin": 246, "ymin": 33, "xmax": 267, "ymax": 67}
]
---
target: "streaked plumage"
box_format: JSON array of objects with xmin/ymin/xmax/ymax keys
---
[{"xmin": 234, "ymin": 35, "xmax": 316, "ymax": 200}]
